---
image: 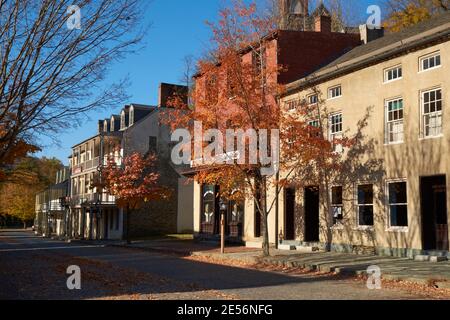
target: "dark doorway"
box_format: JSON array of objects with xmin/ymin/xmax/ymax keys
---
[
  {"xmin": 285, "ymin": 188, "xmax": 296, "ymax": 240},
  {"xmin": 421, "ymin": 176, "xmax": 449, "ymax": 251},
  {"xmin": 304, "ymin": 187, "xmax": 320, "ymax": 242}
]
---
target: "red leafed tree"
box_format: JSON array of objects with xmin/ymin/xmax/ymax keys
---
[
  {"xmin": 101, "ymin": 152, "xmax": 171, "ymax": 243},
  {"xmin": 166, "ymin": 0, "xmax": 281, "ymax": 256}
]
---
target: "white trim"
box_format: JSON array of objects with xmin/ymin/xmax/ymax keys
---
[
  {"xmin": 383, "ymin": 65, "xmax": 403, "ymax": 84},
  {"xmin": 419, "ymin": 51, "xmax": 441, "ymax": 73},
  {"xmin": 385, "ymin": 179, "xmax": 408, "ymax": 230},
  {"xmin": 327, "ymin": 85, "xmax": 342, "ymax": 100}
]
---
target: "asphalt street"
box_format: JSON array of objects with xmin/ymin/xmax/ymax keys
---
[{"xmin": 0, "ymin": 230, "xmax": 436, "ymax": 300}]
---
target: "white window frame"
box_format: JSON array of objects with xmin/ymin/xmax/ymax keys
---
[
  {"xmin": 385, "ymin": 97, "xmax": 404, "ymax": 145},
  {"xmin": 420, "ymin": 87, "xmax": 443, "ymax": 139},
  {"xmin": 384, "ymin": 65, "xmax": 402, "ymax": 83},
  {"xmin": 328, "ymin": 85, "xmax": 342, "ymax": 100},
  {"xmin": 129, "ymin": 106, "xmax": 134, "ymax": 126},
  {"xmin": 329, "ymin": 112, "xmax": 343, "ymax": 152},
  {"xmin": 110, "ymin": 117, "xmax": 115, "ymax": 132},
  {"xmin": 120, "ymin": 111, "xmax": 126, "ymax": 130},
  {"xmin": 355, "ymin": 183, "xmax": 375, "ymax": 229},
  {"xmin": 308, "ymin": 94, "xmax": 318, "ymax": 105},
  {"xmin": 386, "ymin": 179, "xmax": 408, "ymax": 232},
  {"xmin": 419, "ymin": 51, "xmax": 441, "ymax": 73},
  {"xmin": 286, "ymin": 99, "xmax": 300, "ymax": 112}
]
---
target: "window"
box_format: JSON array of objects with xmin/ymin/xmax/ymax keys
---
[
  {"xmin": 388, "ymin": 181, "xmax": 408, "ymax": 228},
  {"xmin": 103, "ymin": 120, "xmax": 108, "ymax": 132},
  {"xmin": 286, "ymin": 99, "xmax": 300, "ymax": 111},
  {"xmin": 328, "ymin": 86, "xmax": 342, "ymax": 99},
  {"xmin": 421, "ymin": 88, "xmax": 443, "ymax": 138},
  {"xmin": 357, "ymin": 184, "xmax": 374, "ymax": 227},
  {"xmin": 420, "ymin": 52, "xmax": 441, "ymax": 72},
  {"xmin": 120, "ymin": 111, "xmax": 126, "ymax": 130},
  {"xmin": 384, "ymin": 65, "xmax": 402, "ymax": 82},
  {"xmin": 385, "ymin": 98, "xmax": 404, "ymax": 144},
  {"xmin": 330, "ymin": 113, "xmax": 343, "ymax": 152},
  {"xmin": 332, "ymin": 186, "xmax": 343, "ymax": 225},
  {"xmin": 308, "ymin": 94, "xmax": 318, "ymax": 105},
  {"xmin": 110, "ymin": 117, "xmax": 115, "ymax": 132},
  {"xmin": 308, "ymin": 119, "xmax": 320, "ymax": 138},
  {"xmin": 129, "ymin": 106, "xmax": 134, "ymax": 126}
]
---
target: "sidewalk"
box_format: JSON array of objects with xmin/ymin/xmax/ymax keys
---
[
  {"xmin": 191, "ymin": 248, "xmax": 450, "ymax": 289},
  {"xmin": 107, "ymin": 238, "xmax": 450, "ymax": 289}
]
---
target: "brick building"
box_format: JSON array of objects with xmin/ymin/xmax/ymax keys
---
[{"xmin": 188, "ymin": 0, "xmax": 362, "ymax": 243}]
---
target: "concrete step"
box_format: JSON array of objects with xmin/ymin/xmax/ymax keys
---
[
  {"xmin": 245, "ymin": 241, "xmax": 262, "ymax": 249},
  {"xmin": 414, "ymin": 255, "xmax": 430, "ymax": 262},
  {"xmin": 414, "ymin": 255, "xmax": 448, "ymax": 262},
  {"xmin": 430, "ymin": 256, "xmax": 448, "ymax": 263},
  {"xmin": 278, "ymin": 244, "xmax": 296, "ymax": 251},
  {"xmin": 295, "ymin": 246, "xmax": 320, "ymax": 253}
]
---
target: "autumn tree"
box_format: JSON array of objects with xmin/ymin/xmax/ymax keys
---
[
  {"xmin": 100, "ymin": 153, "xmax": 171, "ymax": 243},
  {"xmin": 0, "ymin": 157, "xmax": 62, "ymax": 228},
  {"xmin": 383, "ymin": 0, "xmax": 449, "ymax": 32},
  {"xmin": 166, "ymin": 0, "xmax": 285, "ymax": 256},
  {"xmin": 0, "ymin": 0, "xmax": 147, "ymax": 178}
]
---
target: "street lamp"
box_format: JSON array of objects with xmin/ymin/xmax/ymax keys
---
[{"xmin": 219, "ymin": 200, "xmax": 228, "ymax": 254}]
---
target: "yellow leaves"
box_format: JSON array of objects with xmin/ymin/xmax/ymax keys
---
[{"xmin": 384, "ymin": 0, "xmax": 448, "ymax": 32}]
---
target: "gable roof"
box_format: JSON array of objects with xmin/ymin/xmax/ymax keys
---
[{"xmin": 284, "ymin": 11, "xmax": 450, "ymax": 95}]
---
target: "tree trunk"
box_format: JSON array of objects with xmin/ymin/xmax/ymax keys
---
[
  {"xmin": 261, "ymin": 176, "xmax": 270, "ymax": 257},
  {"xmin": 23, "ymin": 221, "xmax": 27, "ymax": 229}
]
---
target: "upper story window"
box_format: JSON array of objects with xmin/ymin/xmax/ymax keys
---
[
  {"xmin": 420, "ymin": 52, "xmax": 441, "ymax": 72},
  {"xmin": 328, "ymin": 85, "xmax": 342, "ymax": 99},
  {"xmin": 110, "ymin": 117, "xmax": 115, "ymax": 132},
  {"xmin": 385, "ymin": 98, "xmax": 404, "ymax": 144},
  {"xmin": 120, "ymin": 110, "xmax": 126, "ymax": 130},
  {"xmin": 253, "ymin": 46, "xmax": 267, "ymax": 86},
  {"xmin": 384, "ymin": 65, "xmax": 402, "ymax": 83},
  {"xmin": 286, "ymin": 99, "xmax": 300, "ymax": 111},
  {"xmin": 330, "ymin": 113, "xmax": 343, "ymax": 152},
  {"xmin": 308, "ymin": 94, "xmax": 318, "ymax": 105},
  {"xmin": 103, "ymin": 120, "xmax": 108, "ymax": 132},
  {"xmin": 129, "ymin": 106, "xmax": 134, "ymax": 127},
  {"xmin": 421, "ymin": 88, "xmax": 443, "ymax": 138}
]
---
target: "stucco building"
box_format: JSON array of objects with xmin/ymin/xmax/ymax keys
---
[{"xmin": 278, "ymin": 12, "xmax": 450, "ymax": 258}]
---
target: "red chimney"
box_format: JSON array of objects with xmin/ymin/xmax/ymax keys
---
[{"xmin": 315, "ymin": 14, "xmax": 331, "ymax": 33}]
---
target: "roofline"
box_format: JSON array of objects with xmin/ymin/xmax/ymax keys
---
[
  {"xmin": 71, "ymin": 132, "xmax": 122, "ymax": 149},
  {"xmin": 282, "ymin": 22, "xmax": 450, "ymax": 97}
]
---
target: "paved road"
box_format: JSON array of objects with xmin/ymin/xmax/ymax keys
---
[{"xmin": 0, "ymin": 230, "xmax": 437, "ymax": 300}]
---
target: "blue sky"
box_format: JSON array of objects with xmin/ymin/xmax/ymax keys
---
[{"xmin": 37, "ymin": 0, "xmax": 381, "ymax": 164}]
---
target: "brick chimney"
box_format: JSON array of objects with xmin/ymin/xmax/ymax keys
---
[
  {"xmin": 313, "ymin": 2, "xmax": 331, "ymax": 33},
  {"xmin": 279, "ymin": 0, "xmax": 309, "ymax": 31},
  {"xmin": 158, "ymin": 83, "xmax": 188, "ymax": 108}
]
